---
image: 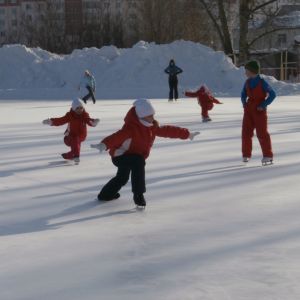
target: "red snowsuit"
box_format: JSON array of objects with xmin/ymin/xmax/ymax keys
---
[
  {"xmin": 98, "ymin": 107, "xmax": 191, "ymax": 201},
  {"xmin": 51, "ymin": 109, "xmax": 96, "ymax": 158},
  {"xmin": 102, "ymin": 107, "xmax": 190, "ymax": 159},
  {"xmin": 242, "ymin": 81, "xmax": 273, "ymax": 158},
  {"xmin": 185, "ymin": 86, "xmax": 222, "ymax": 118}
]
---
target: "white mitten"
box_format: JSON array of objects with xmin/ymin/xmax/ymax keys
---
[
  {"xmin": 42, "ymin": 118, "xmax": 52, "ymax": 125},
  {"xmin": 92, "ymin": 118, "xmax": 100, "ymax": 127},
  {"xmin": 90, "ymin": 142, "xmax": 106, "ymax": 153},
  {"xmin": 189, "ymin": 131, "xmax": 200, "ymax": 140}
]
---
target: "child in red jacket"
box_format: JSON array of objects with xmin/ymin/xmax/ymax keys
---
[
  {"xmin": 43, "ymin": 98, "xmax": 99, "ymax": 163},
  {"xmin": 91, "ymin": 99, "xmax": 200, "ymax": 207},
  {"xmin": 185, "ymin": 84, "xmax": 222, "ymax": 122}
]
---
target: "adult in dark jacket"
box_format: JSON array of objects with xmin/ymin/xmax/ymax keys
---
[{"xmin": 164, "ymin": 59, "xmax": 183, "ymax": 101}]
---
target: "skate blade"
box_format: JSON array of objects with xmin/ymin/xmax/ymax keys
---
[
  {"xmin": 135, "ymin": 205, "xmax": 146, "ymax": 210},
  {"xmin": 262, "ymin": 161, "xmax": 273, "ymax": 166}
]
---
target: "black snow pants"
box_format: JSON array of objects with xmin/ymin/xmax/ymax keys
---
[
  {"xmin": 168, "ymin": 75, "xmax": 179, "ymax": 100},
  {"xmin": 82, "ymin": 86, "xmax": 96, "ymax": 104},
  {"xmin": 98, "ymin": 154, "xmax": 146, "ymax": 199}
]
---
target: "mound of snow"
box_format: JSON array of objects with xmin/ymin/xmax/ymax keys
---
[{"xmin": 0, "ymin": 41, "xmax": 299, "ymax": 99}]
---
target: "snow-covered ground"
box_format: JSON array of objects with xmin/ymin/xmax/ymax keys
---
[{"xmin": 1, "ymin": 96, "xmax": 300, "ymax": 300}]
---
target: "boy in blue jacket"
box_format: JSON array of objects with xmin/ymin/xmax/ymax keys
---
[{"xmin": 241, "ymin": 60, "xmax": 276, "ymax": 165}]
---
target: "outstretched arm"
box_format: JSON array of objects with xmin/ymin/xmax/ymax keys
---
[
  {"xmin": 83, "ymin": 112, "xmax": 99, "ymax": 127},
  {"xmin": 185, "ymin": 90, "xmax": 198, "ymax": 98},
  {"xmin": 50, "ymin": 113, "xmax": 70, "ymax": 126},
  {"xmin": 155, "ymin": 125, "xmax": 190, "ymax": 140},
  {"xmin": 211, "ymin": 96, "xmax": 223, "ymax": 104},
  {"xmin": 156, "ymin": 125, "xmax": 200, "ymax": 141}
]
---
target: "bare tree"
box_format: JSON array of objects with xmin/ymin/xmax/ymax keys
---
[
  {"xmin": 239, "ymin": 0, "xmax": 278, "ymax": 64},
  {"xmin": 137, "ymin": 0, "xmax": 183, "ymax": 43},
  {"xmin": 198, "ymin": 0, "xmax": 234, "ymax": 59},
  {"xmin": 199, "ymin": 0, "xmax": 281, "ymax": 64}
]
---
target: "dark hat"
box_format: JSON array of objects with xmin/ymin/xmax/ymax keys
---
[{"xmin": 244, "ymin": 60, "xmax": 260, "ymax": 74}]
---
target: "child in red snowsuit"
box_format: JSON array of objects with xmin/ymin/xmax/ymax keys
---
[
  {"xmin": 241, "ymin": 61, "xmax": 276, "ymax": 164},
  {"xmin": 185, "ymin": 85, "xmax": 222, "ymax": 122},
  {"xmin": 91, "ymin": 99, "xmax": 200, "ymax": 207},
  {"xmin": 43, "ymin": 98, "xmax": 99, "ymax": 163}
]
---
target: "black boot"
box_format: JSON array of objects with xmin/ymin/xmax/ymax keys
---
[
  {"xmin": 133, "ymin": 194, "xmax": 146, "ymax": 207},
  {"xmin": 98, "ymin": 193, "xmax": 120, "ymax": 201}
]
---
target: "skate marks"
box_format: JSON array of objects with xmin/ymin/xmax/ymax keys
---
[
  {"xmin": 0, "ymin": 199, "xmax": 137, "ymax": 236},
  {"xmin": 97, "ymin": 198, "xmax": 146, "ymax": 212},
  {"xmin": 147, "ymin": 164, "xmax": 261, "ymax": 186},
  {"xmin": 48, "ymin": 160, "xmax": 75, "ymax": 167}
]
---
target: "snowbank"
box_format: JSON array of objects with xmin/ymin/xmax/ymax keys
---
[{"xmin": 0, "ymin": 41, "xmax": 299, "ymax": 99}]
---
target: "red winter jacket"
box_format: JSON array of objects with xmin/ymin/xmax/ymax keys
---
[
  {"xmin": 102, "ymin": 107, "xmax": 190, "ymax": 159},
  {"xmin": 185, "ymin": 86, "xmax": 222, "ymax": 107},
  {"xmin": 51, "ymin": 109, "xmax": 96, "ymax": 141}
]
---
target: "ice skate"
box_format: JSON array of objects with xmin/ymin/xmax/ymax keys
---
[
  {"xmin": 243, "ymin": 157, "xmax": 250, "ymax": 163},
  {"xmin": 261, "ymin": 157, "xmax": 273, "ymax": 166},
  {"xmin": 73, "ymin": 157, "xmax": 80, "ymax": 165},
  {"xmin": 61, "ymin": 152, "xmax": 74, "ymax": 160},
  {"xmin": 202, "ymin": 117, "xmax": 212, "ymax": 123},
  {"xmin": 134, "ymin": 194, "xmax": 146, "ymax": 209}
]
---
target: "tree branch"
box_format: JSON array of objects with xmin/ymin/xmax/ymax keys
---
[
  {"xmin": 251, "ymin": 0, "xmax": 277, "ymax": 13},
  {"xmin": 248, "ymin": 28, "xmax": 282, "ymax": 47},
  {"xmin": 198, "ymin": 0, "xmax": 225, "ymax": 46}
]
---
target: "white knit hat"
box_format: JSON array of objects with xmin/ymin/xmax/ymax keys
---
[
  {"xmin": 133, "ymin": 99, "xmax": 155, "ymax": 118},
  {"xmin": 72, "ymin": 98, "xmax": 85, "ymax": 111}
]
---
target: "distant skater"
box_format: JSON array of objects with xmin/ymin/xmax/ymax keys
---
[
  {"xmin": 43, "ymin": 98, "xmax": 99, "ymax": 164},
  {"xmin": 185, "ymin": 84, "xmax": 222, "ymax": 122},
  {"xmin": 164, "ymin": 59, "xmax": 183, "ymax": 102},
  {"xmin": 78, "ymin": 70, "xmax": 96, "ymax": 104}
]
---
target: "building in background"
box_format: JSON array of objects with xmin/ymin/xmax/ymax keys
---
[
  {"xmin": 248, "ymin": 4, "xmax": 300, "ymax": 81},
  {"xmin": 0, "ymin": 0, "xmax": 139, "ymax": 50}
]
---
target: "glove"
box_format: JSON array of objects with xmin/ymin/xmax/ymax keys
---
[
  {"xmin": 42, "ymin": 118, "xmax": 52, "ymax": 125},
  {"xmin": 92, "ymin": 118, "xmax": 100, "ymax": 127},
  {"xmin": 189, "ymin": 131, "xmax": 200, "ymax": 140},
  {"xmin": 90, "ymin": 142, "xmax": 106, "ymax": 153}
]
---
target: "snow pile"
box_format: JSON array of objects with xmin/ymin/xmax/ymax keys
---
[{"xmin": 0, "ymin": 40, "xmax": 299, "ymax": 99}]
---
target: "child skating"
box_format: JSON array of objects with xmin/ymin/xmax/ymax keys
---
[
  {"xmin": 91, "ymin": 99, "xmax": 199, "ymax": 208},
  {"xmin": 185, "ymin": 84, "xmax": 222, "ymax": 122},
  {"xmin": 241, "ymin": 60, "xmax": 276, "ymax": 165},
  {"xmin": 78, "ymin": 70, "xmax": 96, "ymax": 104},
  {"xmin": 43, "ymin": 98, "xmax": 99, "ymax": 164}
]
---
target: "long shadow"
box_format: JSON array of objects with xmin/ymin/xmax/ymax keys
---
[
  {"xmin": 118, "ymin": 224, "xmax": 300, "ymax": 283},
  {"xmin": 0, "ymin": 199, "xmax": 136, "ymax": 236},
  {"xmin": 147, "ymin": 164, "xmax": 258, "ymax": 186}
]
